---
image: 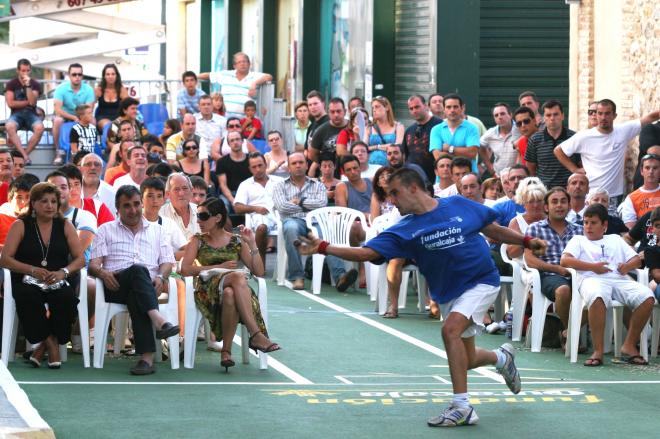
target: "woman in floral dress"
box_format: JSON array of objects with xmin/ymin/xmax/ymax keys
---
[{"xmin": 181, "ymin": 198, "xmax": 280, "ymax": 371}]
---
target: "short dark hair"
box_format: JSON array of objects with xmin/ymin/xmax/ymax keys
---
[
  {"xmin": 513, "ymin": 106, "xmax": 536, "ymax": 119},
  {"xmin": 348, "ymin": 96, "xmax": 364, "ymax": 107},
  {"xmin": 493, "ymin": 102, "xmax": 511, "ymax": 113},
  {"xmin": 182, "ymin": 71, "xmax": 197, "ymax": 82},
  {"xmin": 450, "ymin": 156, "xmax": 472, "ymax": 171},
  {"xmin": 583, "ymin": 203, "xmax": 608, "ymax": 223},
  {"xmin": 45, "ymin": 170, "xmax": 68, "ymax": 183},
  {"xmin": 119, "ymin": 97, "xmax": 140, "ymax": 116},
  {"xmin": 306, "ymin": 90, "xmax": 324, "ymax": 102},
  {"xmin": 0, "ymin": 148, "xmax": 12, "ymax": 159},
  {"xmin": 509, "ymin": 163, "xmax": 531, "ymax": 176},
  {"xmin": 189, "ymin": 176, "xmax": 207, "ymax": 191},
  {"xmin": 428, "ymin": 93, "xmax": 443, "ymax": 102},
  {"xmin": 140, "ymin": 176, "xmax": 165, "ymax": 195},
  {"xmin": 518, "ymin": 90, "xmax": 539, "ymax": 103},
  {"xmin": 544, "ymin": 186, "xmax": 571, "ymax": 205},
  {"xmin": 434, "ymin": 154, "xmax": 453, "ymax": 167},
  {"xmin": 200, "ymin": 197, "xmax": 228, "ymax": 228},
  {"xmin": 72, "ymin": 150, "xmax": 90, "ymax": 166},
  {"xmin": 443, "ymin": 93, "xmax": 464, "ymax": 106},
  {"xmin": 244, "ymin": 100, "xmax": 257, "ymax": 110},
  {"xmin": 319, "ymin": 152, "xmax": 336, "ymax": 164},
  {"xmin": 10, "ymin": 149, "xmax": 23, "ymax": 161},
  {"xmin": 389, "ymin": 167, "xmax": 425, "ymax": 190},
  {"xmin": 339, "ymin": 154, "xmax": 360, "ymax": 171},
  {"xmin": 247, "ymin": 151, "xmax": 267, "ymax": 165},
  {"xmin": 542, "ymin": 99, "xmax": 564, "ymax": 114},
  {"xmin": 350, "ymin": 141, "xmax": 368, "ymax": 154},
  {"xmin": 115, "ymin": 185, "xmax": 142, "ymax": 209},
  {"xmin": 641, "ymin": 153, "xmax": 660, "ymax": 166},
  {"xmin": 8, "ymin": 174, "xmax": 36, "ymax": 199},
  {"xmin": 598, "ymin": 99, "xmax": 617, "ymax": 113},
  {"xmin": 142, "ymin": 134, "xmax": 161, "ymax": 148},
  {"xmin": 58, "ymin": 164, "xmax": 83, "ymax": 183},
  {"xmin": 329, "ymin": 97, "xmax": 345, "ymax": 108},
  {"xmin": 149, "ymin": 162, "xmax": 174, "ymax": 177},
  {"xmin": 17, "ymin": 59, "xmax": 31, "ymax": 69},
  {"xmin": 267, "ymin": 130, "xmax": 282, "ymax": 140},
  {"xmin": 68, "ymin": 63, "xmax": 83, "ymax": 72},
  {"xmin": 226, "ymin": 117, "xmax": 241, "ymax": 127},
  {"xmin": 408, "ymin": 94, "xmax": 426, "ymax": 104}
]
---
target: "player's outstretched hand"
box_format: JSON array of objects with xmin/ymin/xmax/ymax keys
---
[
  {"xmin": 529, "ymin": 238, "xmax": 548, "ymax": 256},
  {"xmin": 294, "ymin": 233, "xmax": 321, "ymax": 255}
]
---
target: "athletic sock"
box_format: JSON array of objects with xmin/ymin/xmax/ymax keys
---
[
  {"xmin": 494, "ymin": 348, "xmax": 507, "ymax": 369},
  {"xmin": 452, "ymin": 393, "xmax": 470, "ymax": 408}
]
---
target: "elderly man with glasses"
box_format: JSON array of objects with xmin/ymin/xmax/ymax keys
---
[{"xmin": 80, "ymin": 152, "xmax": 117, "ymax": 216}]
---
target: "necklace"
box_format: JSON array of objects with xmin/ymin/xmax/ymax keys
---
[{"xmin": 34, "ymin": 221, "xmax": 50, "ymax": 267}]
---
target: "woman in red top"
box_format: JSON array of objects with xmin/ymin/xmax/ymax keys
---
[{"xmin": 336, "ymin": 108, "xmax": 370, "ymax": 157}]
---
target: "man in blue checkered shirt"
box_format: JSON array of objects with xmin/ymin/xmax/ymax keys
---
[{"xmin": 525, "ymin": 187, "xmax": 583, "ymax": 336}]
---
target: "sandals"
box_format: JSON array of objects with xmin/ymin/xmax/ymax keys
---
[
  {"xmin": 220, "ymin": 349, "xmax": 235, "ymax": 373},
  {"xmin": 583, "ymin": 357, "xmax": 603, "ymax": 367},
  {"xmin": 248, "ymin": 331, "xmax": 281, "ymax": 354},
  {"xmin": 621, "ymin": 354, "xmax": 649, "ymax": 366},
  {"xmin": 383, "ymin": 310, "xmax": 398, "ymax": 319}
]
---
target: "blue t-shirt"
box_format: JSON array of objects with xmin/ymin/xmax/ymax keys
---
[
  {"xmin": 492, "ymin": 199, "xmax": 525, "ymax": 226},
  {"xmin": 429, "ymin": 120, "xmax": 480, "ymax": 172},
  {"xmin": 365, "ymin": 196, "xmax": 500, "ymax": 303},
  {"xmin": 53, "ymin": 82, "xmax": 95, "ymax": 115}
]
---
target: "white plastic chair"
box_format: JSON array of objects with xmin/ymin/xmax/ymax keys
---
[
  {"xmin": 633, "ymin": 268, "xmax": 660, "ymax": 358},
  {"xmin": 306, "ymin": 207, "xmax": 367, "ymax": 295},
  {"xmin": 245, "ymin": 210, "xmax": 285, "ymax": 286},
  {"xmin": 183, "ymin": 275, "xmax": 269, "ymax": 370},
  {"xmin": 565, "ymin": 268, "xmax": 649, "ymax": 363},
  {"xmin": 499, "ymin": 245, "xmax": 530, "ymax": 343},
  {"xmin": 1, "ymin": 267, "xmax": 90, "ymax": 367},
  {"xmin": 93, "ymin": 276, "xmax": 180, "ymax": 369}
]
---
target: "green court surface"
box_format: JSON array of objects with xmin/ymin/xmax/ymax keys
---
[{"xmin": 8, "ymin": 281, "xmax": 660, "ymax": 438}]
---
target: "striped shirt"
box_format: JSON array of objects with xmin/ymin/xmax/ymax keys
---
[
  {"xmin": 177, "ymin": 88, "xmax": 206, "ymax": 115},
  {"xmin": 525, "ymin": 127, "xmax": 577, "ymax": 188},
  {"xmin": 209, "ymin": 70, "xmax": 263, "ymax": 117},
  {"xmin": 272, "ymin": 177, "xmax": 327, "ymax": 220},
  {"xmin": 90, "ymin": 217, "xmax": 175, "ymax": 279},
  {"xmin": 480, "ymin": 125, "xmax": 520, "ymax": 174}
]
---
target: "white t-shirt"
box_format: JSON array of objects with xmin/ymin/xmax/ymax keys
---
[
  {"xmin": 149, "ymin": 216, "xmax": 187, "ymax": 253},
  {"xmin": 0, "ymin": 202, "xmax": 15, "ymax": 216},
  {"xmin": 113, "ymin": 173, "xmax": 141, "ymax": 190},
  {"xmin": 87, "ymin": 180, "xmax": 117, "ymax": 217},
  {"xmin": 234, "ymin": 175, "xmax": 283, "ymax": 211},
  {"xmin": 434, "ymin": 184, "xmax": 458, "ymax": 198},
  {"xmin": 559, "ymin": 120, "xmax": 642, "ymax": 196},
  {"xmin": 159, "ymin": 201, "xmax": 200, "ymax": 241},
  {"xmin": 563, "ymin": 234, "xmax": 638, "ymax": 280}
]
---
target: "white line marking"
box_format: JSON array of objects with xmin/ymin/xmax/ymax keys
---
[
  {"xmin": 432, "ymin": 375, "xmax": 452, "ymax": 384},
  {"xmin": 0, "ymin": 362, "xmax": 51, "ymax": 430},
  {"xmin": 335, "ymin": 376, "xmax": 354, "ymax": 384},
  {"xmin": 17, "ymin": 379, "xmax": 660, "ymax": 386},
  {"xmin": 233, "ymin": 334, "xmax": 313, "ymax": 385},
  {"xmin": 285, "ymin": 283, "xmax": 504, "ymax": 384}
]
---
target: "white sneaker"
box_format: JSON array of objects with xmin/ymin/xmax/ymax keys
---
[
  {"xmin": 486, "ymin": 322, "xmax": 501, "ymax": 334},
  {"xmin": 207, "ymin": 341, "xmax": 223, "ymax": 352},
  {"xmin": 497, "ymin": 343, "xmax": 521, "ymax": 394},
  {"xmin": 427, "ymin": 404, "xmax": 478, "ymax": 427},
  {"xmin": 71, "ymin": 335, "xmax": 82, "ymax": 354}
]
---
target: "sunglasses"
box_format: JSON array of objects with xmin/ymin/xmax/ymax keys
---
[
  {"xmin": 587, "ymin": 109, "xmax": 597, "ymax": 115},
  {"xmin": 183, "ymin": 145, "xmax": 199, "ymax": 151},
  {"xmin": 515, "ymin": 118, "xmax": 532, "ymax": 127},
  {"xmin": 228, "ymin": 124, "xmax": 241, "ymax": 128},
  {"xmin": 642, "ymin": 154, "xmax": 660, "ymax": 162},
  {"xmin": 197, "ymin": 211, "xmax": 213, "ymax": 221},
  {"xmin": 70, "ymin": 73, "xmax": 83, "ymax": 77}
]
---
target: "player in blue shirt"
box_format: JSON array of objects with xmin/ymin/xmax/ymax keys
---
[{"xmin": 297, "ymin": 168, "xmax": 547, "ymax": 427}]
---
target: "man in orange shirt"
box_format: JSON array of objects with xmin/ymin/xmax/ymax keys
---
[
  {"xmin": 621, "ymin": 150, "xmax": 660, "ymax": 229},
  {"xmin": 104, "ymin": 140, "xmax": 133, "ymax": 185}
]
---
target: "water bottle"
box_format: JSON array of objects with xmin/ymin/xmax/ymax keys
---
[{"xmin": 504, "ymin": 310, "xmax": 513, "ymax": 339}]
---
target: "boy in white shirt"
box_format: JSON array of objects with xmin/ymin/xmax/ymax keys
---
[{"xmin": 561, "ymin": 203, "xmax": 654, "ymax": 367}]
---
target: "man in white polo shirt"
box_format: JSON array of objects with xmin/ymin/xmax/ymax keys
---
[
  {"xmin": 555, "ymin": 99, "xmax": 660, "ymax": 212},
  {"xmin": 199, "ymin": 52, "xmax": 272, "ymax": 118},
  {"xmin": 234, "ymin": 152, "xmax": 283, "ymax": 264}
]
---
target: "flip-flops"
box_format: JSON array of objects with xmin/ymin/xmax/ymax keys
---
[
  {"xmin": 583, "ymin": 357, "xmax": 603, "ymax": 367},
  {"xmin": 621, "ymin": 354, "xmax": 648, "ymax": 366}
]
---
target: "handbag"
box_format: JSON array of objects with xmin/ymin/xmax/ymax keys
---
[{"xmin": 22, "ymin": 274, "xmax": 69, "ymax": 292}]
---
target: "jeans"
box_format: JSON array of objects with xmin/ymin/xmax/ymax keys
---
[{"xmin": 282, "ymin": 217, "xmax": 347, "ymax": 282}]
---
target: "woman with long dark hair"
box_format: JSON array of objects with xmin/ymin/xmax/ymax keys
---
[{"xmin": 94, "ymin": 64, "xmax": 129, "ymax": 131}]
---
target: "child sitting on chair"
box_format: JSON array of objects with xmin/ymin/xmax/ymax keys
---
[
  {"xmin": 560, "ymin": 203, "xmax": 654, "ymax": 367},
  {"xmin": 240, "ymin": 100, "xmax": 263, "ymax": 141}
]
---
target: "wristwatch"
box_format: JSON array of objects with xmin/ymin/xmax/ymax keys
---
[
  {"xmin": 448, "ymin": 145, "xmax": 455, "ymax": 154},
  {"xmin": 61, "ymin": 267, "xmax": 70, "ymax": 278},
  {"xmin": 156, "ymin": 274, "xmax": 167, "ymax": 282}
]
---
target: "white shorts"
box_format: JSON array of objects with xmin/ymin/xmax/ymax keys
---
[
  {"xmin": 248, "ymin": 213, "xmax": 277, "ymax": 233},
  {"xmin": 441, "ymin": 283, "xmax": 501, "ymax": 338},
  {"xmin": 579, "ymin": 276, "xmax": 654, "ymax": 309}
]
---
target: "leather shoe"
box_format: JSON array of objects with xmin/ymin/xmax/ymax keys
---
[
  {"xmin": 336, "ymin": 269, "xmax": 358, "ymax": 292},
  {"xmin": 155, "ymin": 322, "xmax": 180, "ymax": 339},
  {"xmin": 130, "ymin": 360, "xmax": 155, "ymax": 375},
  {"xmin": 291, "ymin": 278, "xmax": 305, "ymax": 290}
]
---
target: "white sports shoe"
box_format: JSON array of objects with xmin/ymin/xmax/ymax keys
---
[
  {"xmin": 497, "ymin": 343, "xmax": 521, "ymax": 394},
  {"xmin": 427, "ymin": 404, "xmax": 479, "ymax": 427}
]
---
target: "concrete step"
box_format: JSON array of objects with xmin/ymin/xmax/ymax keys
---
[
  {"xmin": 25, "ymin": 164, "xmax": 58, "ymax": 181},
  {"xmin": 29, "ymin": 145, "xmax": 57, "ymax": 166}
]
